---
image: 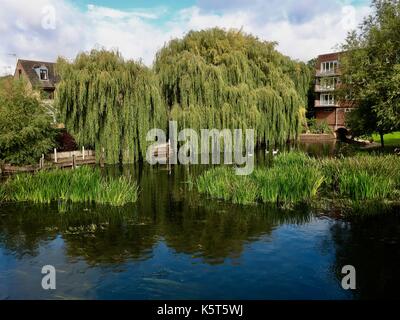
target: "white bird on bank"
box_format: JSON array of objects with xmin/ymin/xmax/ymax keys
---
[{"xmin": 266, "ymin": 149, "xmax": 279, "ymax": 156}]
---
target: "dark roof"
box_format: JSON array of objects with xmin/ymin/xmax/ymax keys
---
[
  {"xmin": 317, "ymin": 52, "xmax": 345, "ymax": 62},
  {"xmin": 15, "ymin": 59, "xmax": 59, "ymax": 89}
]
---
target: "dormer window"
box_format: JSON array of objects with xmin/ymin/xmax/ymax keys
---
[{"xmin": 40, "ymin": 68, "xmax": 48, "ymax": 80}]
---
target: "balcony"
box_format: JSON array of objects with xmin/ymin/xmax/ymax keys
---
[
  {"xmin": 316, "ymin": 68, "xmax": 341, "ymax": 77},
  {"xmin": 315, "ymin": 100, "xmax": 339, "ymax": 108},
  {"xmin": 315, "ymin": 84, "xmax": 336, "ymax": 92}
]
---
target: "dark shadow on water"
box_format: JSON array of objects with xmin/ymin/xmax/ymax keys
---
[{"xmin": 330, "ymin": 206, "xmax": 400, "ymax": 299}]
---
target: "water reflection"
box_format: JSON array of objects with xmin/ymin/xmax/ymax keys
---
[
  {"xmin": 0, "ymin": 191, "xmax": 313, "ymax": 266},
  {"xmin": 1, "ymin": 148, "xmax": 399, "ymax": 299},
  {"xmin": 330, "ymin": 209, "xmax": 400, "ymax": 299}
]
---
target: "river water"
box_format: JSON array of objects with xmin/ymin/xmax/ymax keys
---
[{"xmin": 0, "ymin": 146, "xmax": 399, "ymax": 299}]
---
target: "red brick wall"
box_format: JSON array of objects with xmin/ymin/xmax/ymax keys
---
[
  {"xmin": 316, "ymin": 52, "xmax": 342, "ymax": 69},
  {"xmin": 315, "ymin": 110, "xmax": 336, "ymax": 126},
  {"xmin": 316, "ymin": 108, "xmax": 349, "ymax": 128}
]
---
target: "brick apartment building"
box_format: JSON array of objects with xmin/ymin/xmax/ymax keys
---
[{"xmin": 314, "ymin": 52, "xmax": 354, "ymax": 134}]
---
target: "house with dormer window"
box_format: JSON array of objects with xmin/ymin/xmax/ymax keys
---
[{"xmin": 14, "ymin": 59, "xmax": 59, "ymax": 99}]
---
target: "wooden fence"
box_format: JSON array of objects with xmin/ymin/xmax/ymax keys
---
[
  {"xmin": 0, "ymin": 143, "xmax": 171, "ymax": 175},
  {"xmin": 0, "ymin": 147, "xmax": 99, "ymax": 175}
]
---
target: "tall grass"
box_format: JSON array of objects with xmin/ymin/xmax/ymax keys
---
[
  {"xmin": 197, "ymin": 152, "xmax": 325, "ymax": 205},
  {"xmin": 0, "ymin": 182, "xmax": 5, "ymax": 202},
  {"xmin": 1, "ymin": 166, "xmax": 138, "ymax": 206},
  {"xmin": 197, "ymin": 167, "xmax": 259, "ymax": 204},
  {"xmin": 197, "ymin": 152, "xmax": 399, "ymax": 206},
  {"xmin": 338, "ymin": 170, "xmax": 393, "ymax": 200},
  {"xmin": 253, "ymin": 167, "xmax": 324, "ymax": 204},
  {"xmin": 322, "ymin": 154, "xmax": 400, "ymax": 200}
]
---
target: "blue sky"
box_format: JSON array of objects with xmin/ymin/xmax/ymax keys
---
[
  {"xmin": 1, "ymin": 0, "xmax": 372, "ymax": 75},
  {"xmin": 69, "ymin": 0, "xmax": 369, "ymax": 11}
]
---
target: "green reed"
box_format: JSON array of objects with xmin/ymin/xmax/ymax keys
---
[
  {"xmin": 1, "ymin": 166, "xmax": 138, "ymax": 206},
  {"xmin": 322, "ymin": 154, "xmax": 400, "ymax": 200},
  {"xmin": 197, "ymin": 152, "xmax": 325, "ymax": 206},
  {"xmin": 197, "ymin": 152, "xmax": 399, "ymax": 206}
]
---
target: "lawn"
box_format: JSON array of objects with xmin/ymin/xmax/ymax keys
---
[{"xmin": 373, "ymin": 132, "xmax": 400, "ymax": 146}]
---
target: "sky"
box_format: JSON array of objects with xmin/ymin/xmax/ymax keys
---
[{"xmin": 0, "ymin": 0, "xmax": 372, "ymax": 76}]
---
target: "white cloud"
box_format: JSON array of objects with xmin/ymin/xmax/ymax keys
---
[{"xmin": 0, "ymin": 0, "xmax": 371, "ymax": 76}]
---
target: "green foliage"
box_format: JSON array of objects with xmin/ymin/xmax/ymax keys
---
[
  {"xmin": 340, "ymin": 0, "xmax": 400, "ymax": 140},
  {"xmin": 1, "ymin": 166, "xmax": 138, "ymax": 206},
  {"xmin": 197, "ymin": 152, "xmax": 400, "ymax": 205},
  {"xmin": 273, "ymin": 150, "xmax": 316, "ymax": 167},
  {"xmin": 254, "ymin": 167, "xmax": 324, "ymax": 204},
  {"xmin": 197, "ymin": 167, "xmax": 259, "ymax": 205},
  {"xmin": 55, "ymin": 49, "xmax": 167, "ymax": 164},
  {"xmin": 306, "ymin": 119, "xmax": 333, "ymax": 134},
  {"xmin": 0, "ymin": 79, "xmax": 56, "ymax": 165},
  {"xmin": 197, "ymin": 152, "xmax": 324, "ymax": 206},
  {"xmin": 338, "ymin": 170, "xmax": 393, "ymax": 200},
  {"xmin": 306, "ymin": 58, "xmax": 317, "ymax": 118},
  {"xmin": 155, "ymin": 28, "xmax": 311, "ymax": 146},
  {"xmin": 372, "ymin": 131, "xmax": 400, "ymax": 146},
  {"xmin": 321, "ymin": 154, "xmax": 400, "ymax": 194},
  {"xmin": 0, "ymin": 183, "xmax": 5, "ymax": 202}
]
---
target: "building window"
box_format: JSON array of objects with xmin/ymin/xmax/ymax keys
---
[
  {"xmin": 321, "ymin": 94, "xmax": 335, "ymax": 106},
  {"xmin": 18, "ymin": 69, "xmax": 22, "ymax": 79},
  {"xmin": 320, "ymin": 77, "xmax": 339, "ymax": 90},
  {"xmin": 321, "ymin": 61, "xmax": 338, "ymax": 73},
  {"xmin": 40, "ymin": 69, "xmax": 48, "ymax": 80}
]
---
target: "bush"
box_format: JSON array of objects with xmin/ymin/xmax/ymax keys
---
[
  {"xmin": 0, "ymin": 79, "xmax": 56, "ymax": 165},
  {"xmin": 306, "ymin": 118, "xmax": 332, "ymax": 134}
]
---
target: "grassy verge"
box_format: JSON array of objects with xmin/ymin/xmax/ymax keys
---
[
  {"xmin": 372, "ymin": 132, "xmax": 400, "ymax": 146},
  {"xmin": 197, "ymin": 152, "xmax": 400, "ymax": 206},
  {"xmin": 0, "ymin": 166, "xmax": 138, "ymax": 206}
]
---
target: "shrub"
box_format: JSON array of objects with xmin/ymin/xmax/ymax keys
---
[
  {"xmin": 0, "ymin": 79, "xmax": 57, "ymax": 165},
  {"xmin": 307, "ymin": 119, "xmax": 333, "ymax": 134}
]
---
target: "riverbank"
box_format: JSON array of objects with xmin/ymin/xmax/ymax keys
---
[{"xmin": 372, "ymin": 132, "xmax": 400, "ymax": 147}]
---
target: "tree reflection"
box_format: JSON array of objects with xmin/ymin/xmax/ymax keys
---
[
  {"xmin": 0, "ymin": 164, "xmax": 313, "ymax": 265},
  {"xmin": 329, "ymin": 205, "xmax": 400, "ymax": 299}
]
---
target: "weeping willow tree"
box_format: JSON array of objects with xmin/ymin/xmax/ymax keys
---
[
  {"xmin": 155, "ymin": 28, "xmax": 311, "ymax": 146},
  {"xmin": 56, "ymin": 50, "xmax": 166, "ymax": 164}
]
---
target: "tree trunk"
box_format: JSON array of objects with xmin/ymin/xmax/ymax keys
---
[{"xmin": 379, "ymin": 132, "xmax": 385, "ymax": 148}]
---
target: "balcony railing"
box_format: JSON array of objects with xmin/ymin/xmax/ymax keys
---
[
  {"xmin": 315, "ymin": 100, "xmax": 339, "ymax": 107},
  {"xmin": 316, "ymin": 68, "xmax": 341, "ymax": 77},
  {"xmin": 315, "ymin": 85, "xmax": 336, "ymax": 92}
]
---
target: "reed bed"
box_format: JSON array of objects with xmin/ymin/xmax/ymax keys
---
[
  {"xmin": 0, "ymin": 166, "xmax": 138, "ymax": 206},
  {"xmin": 321, "ymin": 154, "xmax": 400, "ymax": 200},
  {"xmin": 197, "ymin": 152, "xmax": 400, "ymax": 206}
]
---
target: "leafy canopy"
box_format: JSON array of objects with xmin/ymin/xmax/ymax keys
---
[
  {"xmin": 341, "ymin": 0, "xmax": 400, "ymax": 139},
  {"xmin": 55, "ymin": 29, "xmax": 311, "ymax": 164},
  {"xmin": 56, "ymin": 49, "xmax": 166, "ymax": 164},
  {"xmin": 155, "ymin": 28, "xmax": 311, "ymax": 146},
  {"xmin": 0, "ymin": 78, "xmax": 56, "ymax": 165}
]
